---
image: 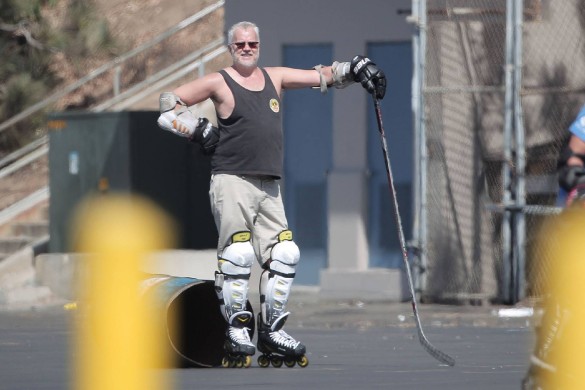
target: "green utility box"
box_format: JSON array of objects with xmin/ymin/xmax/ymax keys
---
[{"xmin": 48, "ymin": 111, "xmax": 216, "ymax": 253}]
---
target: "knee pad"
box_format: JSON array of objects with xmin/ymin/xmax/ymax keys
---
[
  {"xmin": 260, "ymin": 230, "xmax": 300, "ymax": 326},
  {"xmin": 215, "ymin": 231, "xmax": 255, "ymax": 323},
  {"xmin": 268, "ymin": 230, "xmax": 300, "ymax": 274},
  {"xmin": 218, "ymin": 231, "xmax": 255, "ymax": 277}
]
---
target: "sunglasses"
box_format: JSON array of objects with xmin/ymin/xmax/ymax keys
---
[{"xmin": 231, "ymin": 41, "xmax": 259, "ymax": 50}]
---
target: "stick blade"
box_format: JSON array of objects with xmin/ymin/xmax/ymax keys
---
[{"xmin": 419, "ymin": 330, "xmax": 456, "ymax": 366}]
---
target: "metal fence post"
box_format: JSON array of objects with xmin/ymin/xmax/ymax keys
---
[
  {"xmin": 502, "ymin": 0, "xmax": 515, "ymax": 303},
  {"xmin": 411, "ymin": 0, "xmax": 428, "ymax": 297},
  {"xmin": 114, "ymin": 66, "xmax": 122, "ymax": 96},
  {"xmin": 513, "ymin": 0, "xmax": 526, "ymax": 303},
  {"xmin": 503, "ymin": 0, "xmax": 525, "ymax": 303}
]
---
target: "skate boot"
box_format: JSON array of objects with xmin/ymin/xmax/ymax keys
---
[
  {"xmin": 256, "ymin": 312, "xmax": 308, "ymax": 368},
  {"xmin": 221, "ymin": 311, "xmax": 255, "ymax": 368}
]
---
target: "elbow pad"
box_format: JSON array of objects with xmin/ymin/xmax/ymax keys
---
[
  {"xmin": 157, "ymin": 92, "xmax": 193, "ymax": 138},
  {"xmin": 159, "ymin": 92, "xmax": 185, "ymax": 112},
  {"xmin": 157, "ymin": 92, "xmax": 197, "ymax": 138},
  {"xmin": 157, "ymin": 110, "xmax": 197, "ymax": 138},
  {"xmin": 157, "ymin": 92, "xmax": 219, "ymax": 154}
]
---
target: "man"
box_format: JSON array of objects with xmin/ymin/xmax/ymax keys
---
[
  {"xmin": 558, "ymin": 104, "xmax": 585, "ymax": 205},
  {"xmin": 157, "ymin": 21, "xmax": 386, "ymax": 368}
]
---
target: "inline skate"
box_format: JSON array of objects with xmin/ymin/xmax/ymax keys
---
[
  {"xmin": 221, "ymin": 311, "xmax": 255, "ymax": 368},
  {"xmin": 256, "ymin": 312, "xmax": 308, "ymax": 368}
]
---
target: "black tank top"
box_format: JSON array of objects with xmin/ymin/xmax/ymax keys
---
[{"xmin": 212, "ymin": 68, "xmax": 283, "ymax": 178}]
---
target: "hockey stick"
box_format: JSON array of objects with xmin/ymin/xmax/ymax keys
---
[{"xmin": 372, "ymin": 96, "xmax": 456, "ymax": 366}]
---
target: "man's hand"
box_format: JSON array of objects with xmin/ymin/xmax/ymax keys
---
[
  {"xmin": 190, "ymin": 118, "xmax": 219, "ymax": 155},
  {"xmin": 350, "ymin": 55, "xmax": 386, "ymax": 99}
]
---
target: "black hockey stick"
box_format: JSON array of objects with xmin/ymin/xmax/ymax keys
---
[{"xmin": 372, "ymin": 96, "xmax": 456, "ymax": 367}]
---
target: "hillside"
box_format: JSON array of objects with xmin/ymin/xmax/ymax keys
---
[
  {"xmin": 53, "ymin": 0, "xmax": 228, "ymax": 111},
  {"xmin": 95, "ymin": 0, "xmax": 228, "ymax": 110},
  {"xmin": 0, "ymin": 0, "xmax": 227, "ymax": 214}
]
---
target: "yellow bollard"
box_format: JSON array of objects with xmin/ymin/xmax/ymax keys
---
[
  {"xmin": 538, "ymin": 207, "xmax": 585, "ymax": 389},
  {"xmin": 71, "ymin": 194, "xmax": 176, "ymax": 390}
]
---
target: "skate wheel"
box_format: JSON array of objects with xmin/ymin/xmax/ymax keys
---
[
  {"xmin": 271, "ymin": 356, "xmax": 283, "ymax": 368},
  {"xmin": 297, "ymin": 355, "xmax": 309, "ymax": 368},
  {"xmin": 258, "ymin": 355, "xmax": 270, "ymax": 368},
  {"xmin": 235, "ymin": 357, "xmax": 244, "ymax": 368},
  {"xmin": 225, "ymin": 357, "xmax": 237, "ymax": 368},
  {"xmin": 284, "ymin": 357, "xmax": 296, "ymax": 367},
  {"xmin": 243, "ymin": 355, "xmax": 252, "ymax": 368}
]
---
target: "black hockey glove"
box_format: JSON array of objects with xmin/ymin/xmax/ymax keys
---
[
  {"xmin": 190, "ymin": 118, "xmax": 219, "ymax": 155},
  {"xmin": 350, "ymin": 55, "xmax": 386, "ymax": 99},
  {"xmin": 558, "ymin": 164, "xmax": 585, "ymax": 192}
]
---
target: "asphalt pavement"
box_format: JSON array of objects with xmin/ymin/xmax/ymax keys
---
[{"xmin": 0, "ymin": 289, "xmax": 535, "ymax": 390}]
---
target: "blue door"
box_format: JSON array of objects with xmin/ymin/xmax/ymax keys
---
[
  {"xmin": 367, "ymin": 42, "xmax": 413, "ymax": 268},
  {"xmin": 282, "ymin": 44, "xmax": 333, "ymax": 284}
]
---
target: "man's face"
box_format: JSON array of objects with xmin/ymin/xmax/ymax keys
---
[{"xmin": 230, "ymin": 28, "xmax": 260, "ymax": 69}]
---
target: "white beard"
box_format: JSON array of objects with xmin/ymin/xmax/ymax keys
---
[{"xmin": 233, "ymin": 53, "xmax": 258, "ymax": 69}]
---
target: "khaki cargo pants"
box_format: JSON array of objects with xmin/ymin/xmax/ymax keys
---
[{"xmin": 209, "ymin": 173, "xmax": 289, "ymax": 265}]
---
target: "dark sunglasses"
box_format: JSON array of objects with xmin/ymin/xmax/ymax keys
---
[{"xmin": 232, "ymin": 41, "xmax": 259, "ymax": 50}]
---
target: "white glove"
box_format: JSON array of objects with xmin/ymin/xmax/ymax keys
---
[{"xmin": 157, "ymin": 110, "xmax": 198, "ymax": 138}]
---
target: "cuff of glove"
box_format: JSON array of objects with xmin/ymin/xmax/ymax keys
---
[
  {"xmin": 312, "ymin": 64, "xmax": 328, "ymax": 94},
  {"xmin": 331, "ymin": 61, "xmax": 354, "ymax": 89},
  {"xmin": 566, "ymin": 183, "xmax": 585, "ymax": 206}
]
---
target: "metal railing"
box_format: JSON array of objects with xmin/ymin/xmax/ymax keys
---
[
  {"xmin": 0, "ymin": 0, "xmax": 225, "ymax": 136},
  {"xmin": 0, "ymin": 136, "xmax": 48, "ymax": 171},
  {"xmin": 0, "ymin": 0, "xmax": 226, "ymax": 218},
  {"xmin": 93, "ymin": 39, "xmax": 226, "ymax": 112}
]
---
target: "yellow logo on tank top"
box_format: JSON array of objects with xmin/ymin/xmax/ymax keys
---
[{"xmin": 269, "ymin": 98, "xmax": 280, "ymax": 113}]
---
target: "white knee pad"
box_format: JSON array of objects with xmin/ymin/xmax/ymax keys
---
[
  {"xmin": 219, "ymin": 240, "xmax": 255, "ymax": 275},
  {"xmin": 270, "ymin": 239, "xmax": 300, "ymax": 274},
  {"xmin": 260, "ymin": 230, "xmax": 300, "ymax": 326},
  {"xmin": 215, "ymin": 232, "xmax": 255, "ymax": 323}
]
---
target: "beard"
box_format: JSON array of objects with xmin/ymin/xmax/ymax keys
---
[{"xmin": 232, "ymin": 53, "xmax": 258, "ymax": 69}]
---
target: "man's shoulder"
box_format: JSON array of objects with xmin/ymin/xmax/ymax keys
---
[
  {"xmin": 570, "ymin": 105, "xmax": 585, "ymax": 141},
  {"xmin": 264, "ymin": 66, "xmax": 286, "ymax": 74},
  {"xmin": 202, "ymin": 71, "xmax": 230, "ymax": 91},
  {"xmin": 263, "ymin": 66, "xmax": 287, "ymax": 82},
  {"xmin": 210, "ymin": 70, "xmax": 228, "ymax": 80}
]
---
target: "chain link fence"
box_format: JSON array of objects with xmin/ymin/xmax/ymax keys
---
[{"xmin": 415, "ymin": 0, "xmax": 585, "ymax": 304}]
